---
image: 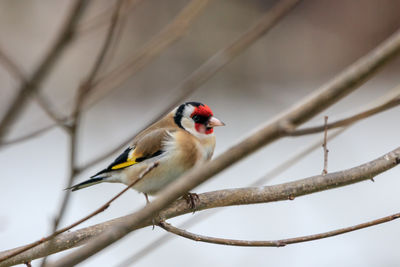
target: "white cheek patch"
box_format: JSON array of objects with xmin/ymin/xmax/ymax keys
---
[
  {"xmin": 181, "ymin": 117, "xmax": 195, "ymax": 131},
  {"xmin": 180, "ymin": 104, "xmax": 211, "ymax": 139}
]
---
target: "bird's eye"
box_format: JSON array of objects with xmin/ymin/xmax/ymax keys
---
[
  {"xmin": 192, "ymin": 115, "xmax": 201, "ymax": 122},
  {"xmin": 192, "ymin": 115, "xmax": 209, "ymax": 124}
]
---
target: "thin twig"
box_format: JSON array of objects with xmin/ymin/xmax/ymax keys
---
[
  {"xmin": 49, "ymin": 26, "xmax": 400, "ymax": 267},
  {"xmin": 76, "ymin": 0, "xmax": 301, "ymax": 172},
  {"xmin": 0, "ymin": 88, "xmax": 398, "ymax": 266},
  {"xmin": 34, "ymin": 93, "xmax": 69, "ymax": 130},
  {"xmin": 0, "ymin": 0, "xmax": 132, "ymax": 149},
  {"xmin": 0, "ymin": 162, "xmax": 158, "ymax": 265},
  {"xmin": 41, "ymin": 2, "xmax": 126, "ymax": 265},
  {"xmin": 322, "ymin": 116, "xmax": 328, "ymax": 175},
  {"xmin": 75, "ymin": 1, "xmax": 116, "ymax": 35},
  {"xmin": 115, "ymin": 211, "xmax": 209, "ymax": 267},
  {"xmin": 1, "ymin": 0, "xmax": 133, "ymax": 148},
  {"xmin": 116, "ymin": 127, "xmax": 348, "ymax": 267},
  {"xmin": 0, "ymin": 45, "xmax": 26, "ymax": 81},
  {"xmin": 1, "ymin": 146, "xmax": 399, "ymax": 266},
  {"xmin": 84, "ymin": 0, "xmax": 213, "ymax": 109},
  {"xmin": 75, "ymin": 0, "xmax": 126, "ymax": 109},
  {"xmin": 159, "ymin": 212, "xmax": 400, "ymax": 247},
  {"xmin": 120, "ymin": 84, "xmax": 400, "ymax": 264},
  {"xmin": 89, "ymin": 0, "xmax": 131, "ymax": 80},
  {"xmin": 290, "ymin": 94, "xmax": 400, "ymax": 136},
  {"xmin": 0, "ymin": 0, "xmax": 89, "ymax": 144},
  {"xmin": 5, "ymin": 83, "xmax": 399, "ymax": 152},
  {"xmin": 39, "ymin": 124, "xmax": 77, "ymax": 267},
  {"xmin": 76, "ymin": 0, "xmax": 143, "ymax": 36},
  {"xmin": 1, "ymin": 125, "xmax": 56, "ymax": 147}
]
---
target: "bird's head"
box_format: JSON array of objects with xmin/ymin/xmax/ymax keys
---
[{"xmin": 173, "ymin": 102, "xmax": 225, "ymax": 137}]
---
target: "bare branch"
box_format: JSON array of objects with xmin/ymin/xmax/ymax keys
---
[
  {"xmin": 84, "ymin": 0, "xmax": 213, "ymax": 108},
  {"xmin": 0, "ymin": 0, "xmax": 89, "ymax": 144},
  {"xmin": 322, "ymin": 116, "xmax": 329, "ymax": 175},
  {"xmin": 18, "ymin": 0, "xmax": 212, "ymax": 168},
  {"xmin": 115, "ymin": 128, "xmax": 348, "ymax": 267},
  {"xmin": 115, "ymin": 210, "xmax": 208, "ymax": 267},
  {"xmin": 49, "ymin": 26, "xmax": 400, "ymax": 266},
  {"xmin": 4, "ymin": 86, "xmax": 399, "ymax": 265},
  {"xmin": 39, "ymin": 125, "xmax": 77, "ymax": 267},
  {"xmin": 120, "ymin": 84, "xmax": 400, "ymax": 263},
  {"xmin": 34, "ymin": 93, "xmax": 69, "ymax": 131},
  {"xmin": 76, "ymin": 0, "xmax": 143, "ymax": 36},
  {"xmin": 255, "ymin": 127, "xmax": 347, "ymax": 186},
  {"xmin": 159, "ymin": 212, "xmax": 400, "ymax": 247},
  {"xmin": 76, "ymin": 0, "xmax": 301, "ymax": 172},
  {"xmin": 74, "ymin": 0, "xmax": 126, "ymax": 110},
  {"xmin": 0, "ymin": 0, "xmax": 131, "ymax": 147},
  {"xmin": 0, "ymin": 161, "xmax": 158, "ymax": 265},
  {"xmin": 5, "ymin": 82, "xmax": 399, "ymax": 152},
  {"xmin": 1, "ymin": 146, "xmax": 399, "ymax": 266},
  {"xmin": 290, "ymin": 92, "xmax": 400, "ymax": 136},
  {"xmin": 1, "ymin": 125, "xmax": 56, "ymax": 147},
  {"xmin": 0, "ymin": 45, "xmax": 26, "ymax": 81},
  {"xmin": 43, "ymin": 3, "xmax": 126, "ymax": 264}
]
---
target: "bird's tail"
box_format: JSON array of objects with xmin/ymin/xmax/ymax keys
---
[{"xmin": 66, "ymin": 177, "xmax": 105, "ymax": 191}]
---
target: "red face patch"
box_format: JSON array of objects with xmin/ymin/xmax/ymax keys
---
[
  {"xmin": 191, "ymin": 104, "xmax": 214, "ymax": 135},
  {"xmin": 195, "ymin": 123, "xmax": 214, "ymax": 134},
  {"xmin": 191, "ymin": 104, "xmax": 213, "ymax": 118}
]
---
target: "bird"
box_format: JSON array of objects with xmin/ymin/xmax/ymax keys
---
[{"xmin": 68, "ymin": 101, "xmax": 225, "ymax": 207}]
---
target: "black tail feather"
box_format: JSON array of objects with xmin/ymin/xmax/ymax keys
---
[{"xmin": 66, "ymin": 177, "xmax": 105, "ymax": 191}]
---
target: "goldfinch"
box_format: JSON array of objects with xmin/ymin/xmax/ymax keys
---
[{"xmin": 69, "ymin": 102, "xmax": 224, "ymax": 203}]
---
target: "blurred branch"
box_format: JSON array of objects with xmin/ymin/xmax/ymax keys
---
[
  {"xmin": 0, "ymin": 0, "xmax": 131, "ymax": 148},
  {"xmin": 0, "ymin": 0, "xmax": 210, "ymax": 151},
  {"xmin": 35, "ymin": 93, "xmax": 69, "ymax": 130},
  {"xmin": 322, "ymin": 116, "xmax": 329, "ymax": 174},
  {"xmin": 0, "ymin": 0, "xmax": 89, "ymax": 144},
  {"xmin": 49, "ymin": 26, "xmax": 400, "ymax": 266},
  {"xmin": 0, "ymin": 45, "xmax": 26, "ymax": 81},
  {"xmin": 1, "ymin": 0, "xmax": 137, "ymax": 150},
  {"xmin": 1, "ymin": 125, "xmax": 56, "ymax": 147},
  {"xmin": 5, "ymin": 82, "xmax": 398, "ymax": 149},
  {"xmin": 84, "ymin": 0, "xmax": 213, "ymax": 108},
  {"xmin": 76, "ymin": 0, "xmax": 126, "ymax": 108},
  {"xmin": 115, "ymin": 128, "xmax": 347, "ymax": 267},
  {"xmin": 76, "ymin": 0, "xmax": 301, "ymax": 173},
  {"xmin": 1, "ymin": 146, "xmax": 399, "ymax": 266},
  {"xmin": 41, "ymin": 2, "xmax": 126, "ymax": 265},
  {"xmin": 159, "ymin": 212, "xmax": 400, "ymax": 247},
  {"xmin": 76, "ymin": 0, "xmax": 143, "ymax": 36},
  {"xmin": 115, "ymin": 210, "xmax": 210, "ymax": 267},
  {"xmin": 118, "ymin": 80, "xmax": 400, "ymax": 265},
  {"xmin": 290, "ymin": 92, "xmax": 400, "ymax": 136},
  {"xmin": 0, "ymin": 160, "xmax": 158, "ymax": 266},
  {"xmin": 89, "ymin": 0, "xmax": 130, "ymax": 80}
]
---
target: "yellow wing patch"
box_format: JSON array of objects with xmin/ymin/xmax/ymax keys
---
[
  {"xmin": 111, "ymin": 160, "xmax": 137, "ymax": 170},
  {"xmin": 107, "ymin": 146, "xmax": 139, "ymax": 171}
]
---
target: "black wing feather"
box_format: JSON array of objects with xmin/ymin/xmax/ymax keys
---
[
  {"xmin": 90, "ymin": 147, "xmax": 164, "ymax": 178},
  {"xmin": 90, "ymin": 147, "xmax": 132, "ymax": 178}
]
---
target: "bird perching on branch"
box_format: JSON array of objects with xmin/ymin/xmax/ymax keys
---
[{"xmin": 68, "ymin": 102, "xmax": 225, "ymax": 207}]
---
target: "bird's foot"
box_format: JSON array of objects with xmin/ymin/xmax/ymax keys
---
[
  {"xmin": 143, "ymin": 193, "xmax": 157, "ymax": 229},
  {"xmin": 144, "ymin": 193, "xmax": 150, "ymax": 204},
  {"xmin": 183, "ymin": 192, "xmax": 200, "ymax": 212}
]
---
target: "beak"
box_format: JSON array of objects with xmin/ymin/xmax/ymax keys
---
[{"xmin": 207, "ymin": 116, "xmax": 225, "ymax": 127}]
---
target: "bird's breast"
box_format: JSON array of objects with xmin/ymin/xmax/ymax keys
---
[{"xmin": 127, "ymin": 130, "xmax": 216, "ymax": 195}]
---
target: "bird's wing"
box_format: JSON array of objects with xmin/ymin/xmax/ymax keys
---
[{"xmin": 91, "ymin": 128, "xmax": 174, "ymax": 177}]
